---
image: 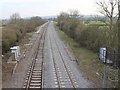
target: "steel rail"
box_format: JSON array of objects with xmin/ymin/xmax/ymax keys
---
[
  {"xmin": 52, "ymin": 27, "xmax": 77, "ymax": 89},
  {"xmin": 49, "ymin": 35, "xmax": 61, "ymax": 89},
  {"xmin": 24, "ymin": 25, "xmax": 47, "ymax": 89}
]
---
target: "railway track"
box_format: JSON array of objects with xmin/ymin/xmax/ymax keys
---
[
  {"xmin": 49, "ymin": 36, "xmax": 61, "ymax": 88},
  {"xmin": 23, "ymin": 22, "xmax": 81, "ymax": 88},
  {"xmin": 23, "ymin": 25, "xmax": 47, "ymax": 89},
  {"xmin": 49, "ymin": 28, "xmax": 78, "ymax": 88},
  {"xmin": 3, "ymin": 21, "xmax": 91, "ymax": 88}
]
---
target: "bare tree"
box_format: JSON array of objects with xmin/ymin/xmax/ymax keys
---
[
  {"xmin": 118, "ymin": 0, "xmax": 120, "ymax": 21},
  {"xmin": 97, "ymin": 0, "xmax": 118, "ymax": 48},
  {"xmin": 97, "ymin": 0, "xmax": 120, "ymax": 88},
  {"xmin": 118, "ymin": 0, "xmax": 120, "ymax": 88},
  {"xmin": 10, "ymin": 13, "xmax": 21, "ymax": 24},
  {"xmin": 69, "ymin": 9, "xmax": 80, "ymax": 18},
  {"xmin": 97, "ymin": 0, "xmax": 118, "ymax": 30}
]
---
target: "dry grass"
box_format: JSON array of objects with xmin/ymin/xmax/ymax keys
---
[
  {"xmin": 19, "ymin": 32, "xmax": 34, "ymax": 53},
  {"xmin": 2, "ymin": 31, "xmax": 34, "ymax": 83},
  {"xmin": 2, "ymin": 63, "xmax": 15, "ymax": 81}
]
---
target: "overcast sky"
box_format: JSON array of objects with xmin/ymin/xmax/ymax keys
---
[{"xmin": 0, "ymin": 0, "xmax": 99, "ymax": 19}]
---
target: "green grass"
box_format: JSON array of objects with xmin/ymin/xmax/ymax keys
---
[{"xmin": 55, "ymin": 25, "xmax": 118, "ymax": 87}]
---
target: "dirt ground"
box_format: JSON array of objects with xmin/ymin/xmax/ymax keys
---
[{"xmin": 2, "ymin": 32, "xmax": 34, "ymax": 88}]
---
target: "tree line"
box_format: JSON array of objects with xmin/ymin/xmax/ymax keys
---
[
  {"xmin": 2, "ymin": 13, "xmax": 45, "ymax": 55},
  {"xmin": 57, "ymin": 11, "xmax": 118, "ymax": 52},
  {"xmin": 57, "ymin": 0, "xmax": 119, "ymax": 53}
]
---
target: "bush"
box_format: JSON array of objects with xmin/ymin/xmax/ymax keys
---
[
  {"xmin": 79, "ymin": 26, "xmax": 101, "ymax": 52},
  {"xmin": 57, "ymin": 11, "xmax": 117, "ymax": 53},
  {"xmin": 2, "ymin": 16, "xmax": 45, "ymax": 55},
  {"xmin": 2, "ymin": 27, "xmax": 17, "ymax": 54}
]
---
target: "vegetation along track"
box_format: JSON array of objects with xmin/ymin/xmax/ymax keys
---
[{"xmin": 23, "ymin": 25, "xmax": 47, "ymax": 89}]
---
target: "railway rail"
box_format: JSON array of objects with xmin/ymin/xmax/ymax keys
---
[
  {"xmin": 49, "ymin": 28, "xmax": 79, "ymax": 88},
  {"xmin": 3, "ymin": 21, "xmax": 92, "ymax": 88},
  {"xmin": 22, "ymin": 21, "xmax": 90, "ymax": 89},
  {"xmin": 23, "ymin": 25, "xmax": 47, "ymax": 89}
]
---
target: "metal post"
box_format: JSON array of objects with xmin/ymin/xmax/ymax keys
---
[
  {"xmin": 113, "ymin": 50, "xmax": 116, "ymax": 81},
  {"xmin": 103, "ymin": 64, "xmax": 107, "ymax": 88},
  {"xmin": 102, "ymin": 49, "xmax": 107, "ymax": 88}
]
